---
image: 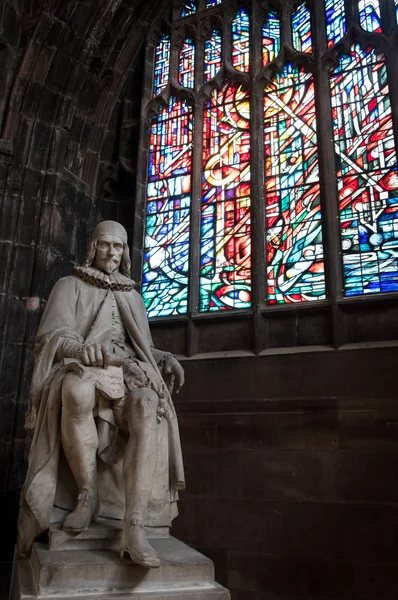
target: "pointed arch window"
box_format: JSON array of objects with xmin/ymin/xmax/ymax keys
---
[
  {"xmin": 153, "ymin": 34, "xmax": 170, "ymax": 96},
  {"xmin": 292, "ymin": 1, "xmax": 313, "ymax": 54},
  {"xmin": 265, "ymin": 65, "xmax": 326, "ymax": 303},
  {"xmin": 325, "ymin": 0, "xmax": 346, "ymax": 46},
  {"xmin": 143, "ymin": 98, "xmax": 194, "ymax": 317},
  {"xmin": 135, "ymin": 0, "xmax": 398, "ymax": 353},
  {"xmin": 358, "ymin": 0, "xmax": 382, "ymax": 32},
  {"xmin": 262, "ymin": 10, "xmax": 281, "ymax": 66},
  {"xmin": 204, "ymin": 30, "xmax": 222, "ymax": 81},
  {"xmin": 178, "ymin": 39, "xmax": 195, "ymax": 88},
  {"xmin": 201, "ymin": 82, "xmax": 252, "ymax": 311},
  {"xmin": 232, "ymin": 8, "xmax": 250, "ymax": 72},
  {"xmin": 181, "ymin": 0, "xmax": 196, "ymax": 17},
  {"xmin": 330, "ymin": 44, "xmax": 398, "ymax": 295}
]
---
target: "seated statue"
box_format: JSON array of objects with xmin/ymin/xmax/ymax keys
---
[{"xmin": 18, "ymin": 220, "xmax": 185, "ymax": 568}]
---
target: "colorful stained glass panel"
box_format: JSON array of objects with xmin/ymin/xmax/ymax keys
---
[
  {"xmin": 330, "ymin": 45, "xmax": 398, "ymax": 296},
  {"xmin": 232, "ymin": 9, "xmax": 250, "ymax": 72},
  {"xmin": 204, "ymin": 31, "xmax": 222, "ymax": 82},
  {"xmin": 358, "ymin": 0, "xmax": 382, "ymax": 32},
  {"xmin": 263, "ymin": 11, "xmax": 280, "ymax": 66},
  {"xmin": 178, "ymin": 39, "xmax": 195, "ymax": 89},
  {"xmin": 181, "ymin": 0, "xmax": 196, "ymax": 17},
  {"xmin": 201, "ymin": 82, "xmax": 252, "ymax": 311},
  {"xmin": 153, "ymin": 35, "xmax": 170, "ymax": 97},
  {"xmin": 206, "ymin": 0, "xmax": 222, "ymax": 6},
  {"xmin": 325, "ymin": 0, "xmax": 347, "ymax": 47},
  {"xmin": 396, "ymin": 0, "xmax": 398, "ymax": 25},
  {"xmin": 264, "ymin": 64, "xmax": 326, "ymax": 304},
  {"xmin": 143, "ymin": 97, "xmax": 193, "ymax": 317},
  {"xmin": 292, "ymin": 2, "xmax": 312, "ymax": 54}
]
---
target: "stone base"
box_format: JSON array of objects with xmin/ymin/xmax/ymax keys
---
[
  {"xmin": 10, "ymin": 532, "xmax": 230, "ymax": 600},
  {"xmin": 47, "ymin": 518, "xmax": 170, "ymax": 551}
]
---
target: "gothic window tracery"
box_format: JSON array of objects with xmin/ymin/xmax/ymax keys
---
[{"xmin": 134, "ymin": 0, "xmax": 398, "ymax": 352}]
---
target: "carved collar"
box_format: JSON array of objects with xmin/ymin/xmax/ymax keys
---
[{"xmin": 73, "ymin": 266, "xmax": 136, "ymax": 291}]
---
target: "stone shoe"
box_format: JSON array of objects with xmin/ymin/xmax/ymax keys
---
[
  {"xmin": 63, "ymin": 489, "xmax": 98, "ymax": 533},
  {"xmin": 120, "ymin": 520, "xmax": 160, "ymax": 568}
]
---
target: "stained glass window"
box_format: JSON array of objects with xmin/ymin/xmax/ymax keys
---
[
  {"xmin": 330, "ymin": 44, "xmax": 398, "ymax": 296},
  {"xmin": 181, "ymin": 0, "xmax": 196, "ymax": 17},
  {"xmin": 153, "ymin": 35, "xmax": 170, "ymax": 97},
  {"xmin": 201, "ymin": 82, "xmax": 252, "ymax": 311},
  {"xmin": 204, "ymin": 31, "xmax": 222, "ymax": 82},
  {"xmin": 292, "ymin": 2, "xmax": 312, "ymax": 54},
  {"xmin": 325, "ymin": 0, "xmax": 347, "ymax": 47},
  {"xmin": 232, "ymin": 9, "xmax": 250, "ymax": 72},
  {"xmin": 396, "ymin": 0, "xmax": 398, "ymax": 25},
  {"xmin": 358, "ymin": 0, "xmax": 382, "ymax": 33},
  {"xmin": 264, "ymin": 64, "xmax": 326, "ymax": 304},
  {"xmin": 262, "ymin": 11, "xmax": 281, "ymax": 66},
  {"xmin": 142, "ymin": 1, "xmax": 398, "ymax": 331},
  {"xmin": 143, "ymin": 97, "xmax": 193, "ymax": 317},
  {"xmin": 178, "ymin": 39, "xmax": 195, "ymax": 89}
]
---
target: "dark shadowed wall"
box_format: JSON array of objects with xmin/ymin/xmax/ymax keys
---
[
  {"xmin": 170, "ymin": 347, "xmax": 398, "ymax": 600},
  {"xmin": 1, "ymin": 1, "xmax": 398, "ymax": 600},
  {"xmin": 0, "ymin": 0, "xmax": 165, "ymax": 593}
]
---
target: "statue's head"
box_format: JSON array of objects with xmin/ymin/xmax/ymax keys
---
[{"xmin": 84, "ymin": 221, "xmax": 131, "ymax": 277}]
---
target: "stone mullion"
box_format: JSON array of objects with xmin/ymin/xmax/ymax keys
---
[
  {"xmin": 313, "ymin": 0, "xmax": 346, "ymax": 347},
  {"xmin": 250, "ymin": 2, "xmax": 266, "ymax": 353},
  {"xmin": 187, "ymin": 26, "xmax": 204, "ymax": 355},
  {"xmin": 345, "ymin": 0, "xmax": 359, "ymax": 29},
  {"xmin": 379, "ymin": 0, "xmax": 396, "ymax": 35}
]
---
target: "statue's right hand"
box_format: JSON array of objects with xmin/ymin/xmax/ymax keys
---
[{"xmin": 81, "ymin": 343, "xmax": 110, "ymax": 369}]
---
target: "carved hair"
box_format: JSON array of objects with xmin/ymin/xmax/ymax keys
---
[{"xmin": 84, "ymin": 239, "xmax": 132, "ymax": 277}]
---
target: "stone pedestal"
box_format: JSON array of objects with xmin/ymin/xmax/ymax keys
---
[{"xmin": 10, "ymin": 520, "xmax": 230, "ymax": 600}]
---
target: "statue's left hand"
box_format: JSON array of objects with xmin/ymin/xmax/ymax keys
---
[{"xmin": 163, "ymin": 354, "xmax": 185, "ymax": 394}]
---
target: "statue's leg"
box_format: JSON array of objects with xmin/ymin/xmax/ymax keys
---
[
  {"xmin": 61, "ymin": 373, "xmax": 98, "ymax": 532},
  {"xmin": 121, "ymin": 387, "xmax": 160, "ymax": 568}
]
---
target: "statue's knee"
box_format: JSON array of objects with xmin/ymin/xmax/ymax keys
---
[
  {"xmin": 62, "ymin": 374, "xmax": 95, "ymax": 416},
  {"xmin": 128, "ymin": 389, "xmax": 158, "ymax": 420}
]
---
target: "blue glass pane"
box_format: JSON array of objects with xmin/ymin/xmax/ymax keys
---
[
  {"xmin": 292, "ymin": 2, "xmax": 312, "ymax": 54},
  {"xmin": 204, "ymin": 31, "xmax": 222, "ymax": 81},
  {"xmin": 330, "ymin": 45, "xmax": 398, "ymax": 296},
  {"xmin": 181, "ymin": 0, "xmax": 196, "ymax": 17},
  {"xmin": 263, "ymin": 10, "xmax": 280, "ymax": 65},
  {"xmin": 153, "ymin": 35, "xmax": 170, "ymax": 97},
  {"xmin": 358, "ymin": 0, "xmax": 382, "ymax": 33},
  {"xmin": 325, "ymin": 0, "xmax": 347, "ymax": 47}
]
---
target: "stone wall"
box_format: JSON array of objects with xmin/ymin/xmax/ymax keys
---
[{"xmin": 171, "ymin": 347, "xmax": 398, "ymax": 600}]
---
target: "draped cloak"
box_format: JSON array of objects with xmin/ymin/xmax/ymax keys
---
[{"xmin": 17, "ymin": 272, "xmax": 185, "ymax": 557}]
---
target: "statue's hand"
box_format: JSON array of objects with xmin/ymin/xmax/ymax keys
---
[
  {"xmin": 25, "ymin": 406, "xmax": 37, "ymax": 432},
  {"xmin": 163, "ymin": 353, "xmax": 185, "ymax": 394},
  {"xmin": 81, "ymin": 343, "xmax": 111, "ymax": 369}
]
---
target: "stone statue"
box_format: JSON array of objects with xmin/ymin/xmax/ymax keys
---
[{"xmin": 18, "ymin": 220, "xmax": 185, "ymax": 569}]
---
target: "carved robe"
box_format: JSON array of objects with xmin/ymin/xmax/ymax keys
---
[{"xmin": 18, "ymin": 267, "xmax": 185, "ymax": 556}]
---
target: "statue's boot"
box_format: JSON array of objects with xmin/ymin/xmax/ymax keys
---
[
  {"xmin": 63, "ymin": 488, "xmax": 99, "ymax": 533},
  {"xmin": 120, "ymin": 519, "xmax": 160, "ymax": 568}
]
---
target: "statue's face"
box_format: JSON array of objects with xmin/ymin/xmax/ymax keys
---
[{"xmin": 93, "ymin": 234, "xmax": 124, "ymax": 274}]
